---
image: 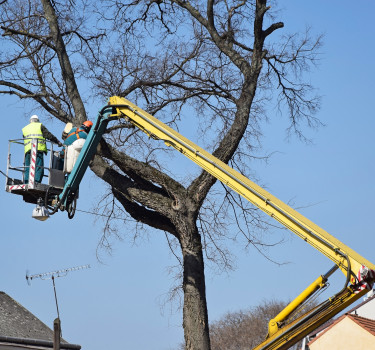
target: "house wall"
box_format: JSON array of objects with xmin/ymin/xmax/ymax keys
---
[
  {"xmin": 309, "ymin": 317, "xmax": 375, "ymax": 350},
  {"xmin": 355, "ymin": 303, "xmax": 375, "ymax": 319},
  {"xmin": 352, "ymin": 295, "xmax": 375, "ymax": 319}
]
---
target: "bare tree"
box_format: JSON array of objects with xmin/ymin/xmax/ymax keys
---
[
  {"xmin": 209, "ymin": 298, "xmax": 318, "ymax": 350},
  {"xmin": 0, "ymin": 1, "xmax": 322, "ymax": 349},
  {"xmin": 210, "ymin": 300, "xmax": 288, "ymax": 350}
]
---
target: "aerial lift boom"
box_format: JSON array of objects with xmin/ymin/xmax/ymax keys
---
[{"xmin": 50, "ymin": 96, "xmax": 375, "ymax": 349}]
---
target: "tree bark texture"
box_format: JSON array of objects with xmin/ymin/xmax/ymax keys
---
[
  {"xmin": 40, "ymin": 0, "xmax": 87, "ymax": 125},
  {"xmin": 174, "ymin": 210, "xmax": 210, "ymax": 350},
  {"xmin": 182, "ymin": 235, "xmax": 210, "ymax": 350}
]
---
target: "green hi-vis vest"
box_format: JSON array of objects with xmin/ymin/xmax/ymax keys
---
[{"xmin": 22, "ymin": 122, "xmax": 47, "ymax": 154}]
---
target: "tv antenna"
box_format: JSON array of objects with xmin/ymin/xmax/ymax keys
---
[{"xmin": 26, "ymin": 264, "xmax": 90, "ymax": 321}]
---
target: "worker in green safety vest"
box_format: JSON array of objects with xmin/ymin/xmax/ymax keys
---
[{"xmin": 22, "ymin": 115, "xmax": 62, "ymax": 184}]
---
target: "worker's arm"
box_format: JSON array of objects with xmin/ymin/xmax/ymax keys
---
[{"xmin": 41, "ymin": 125, "xmax": 62, "ymax": 146}]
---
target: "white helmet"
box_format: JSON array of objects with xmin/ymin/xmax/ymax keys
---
[{"xmin": 30, "ymin": 114, "xmax": 39, "ymax": 122}]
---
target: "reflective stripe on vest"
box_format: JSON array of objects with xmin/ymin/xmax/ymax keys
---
[{"xmin": 22, "ymin": 123, "xmax": 47, "ymax": 154}]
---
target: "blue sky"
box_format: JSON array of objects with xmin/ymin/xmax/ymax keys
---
[{"xmin": 0, "ymin": 1, "xmax": 374, "ymax": 349}]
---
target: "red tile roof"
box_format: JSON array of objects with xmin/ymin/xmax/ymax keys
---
[
  {"xmin": 307, "ymin": 313, "xmax": 375, "ymax": 347},
  {"xmin": 347, "ymin": 314, "xmax": 375, "ymax": 337}
]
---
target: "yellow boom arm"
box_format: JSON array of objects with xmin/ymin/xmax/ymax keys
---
[{"xmin": 108, "ymin": 96, "xmax": 375, "ymax": 349}]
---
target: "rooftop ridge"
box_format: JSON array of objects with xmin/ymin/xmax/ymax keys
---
[{"xmin": 0, "ymin": 291, "xmax": 70, "ymax": 344}]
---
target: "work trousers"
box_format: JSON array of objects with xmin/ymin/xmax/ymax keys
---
[{"xmin": 24, "ymin": 151, "xmax": 44, "ymax": 183}]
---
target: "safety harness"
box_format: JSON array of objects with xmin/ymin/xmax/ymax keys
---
[{"xmin": 67, "ymin": 128, "xmax": 85, "ymax": 139}]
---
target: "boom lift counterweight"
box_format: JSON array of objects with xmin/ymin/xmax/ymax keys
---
[{"xmin": 15, "ymin": 96, "xmax": 375, "ymax": 349}]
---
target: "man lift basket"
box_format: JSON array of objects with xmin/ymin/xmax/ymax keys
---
[{"xmin": 4, "ymin": 137, "xmax": 66, "ymax": 220}]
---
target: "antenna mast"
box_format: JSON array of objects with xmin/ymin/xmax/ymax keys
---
[{"xmin": 26, "ymin": 264, "xmax": 90, "ymax": 320}]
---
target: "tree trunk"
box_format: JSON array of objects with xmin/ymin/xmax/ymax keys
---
[
  {"xmin": 180, "ymin": 222, "xmax": 210, "ymax": 350},
  {"xmin": 41, "ymin": 0, "xmax": 87, "ymax": 125}
]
